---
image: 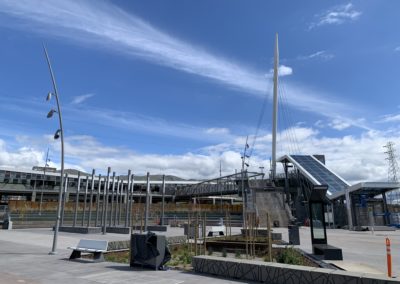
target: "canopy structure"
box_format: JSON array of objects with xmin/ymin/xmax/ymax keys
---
[{"xmin": 278, "ymin": 155, "xmax": 400, "ymax": 229}]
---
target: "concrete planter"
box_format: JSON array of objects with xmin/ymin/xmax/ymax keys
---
[{"xmin": 192, "ymin": 256, "xmax": 396, "ymax": 284}]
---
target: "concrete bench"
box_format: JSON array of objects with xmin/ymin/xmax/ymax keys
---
[
  {"xmin": 313, "ymin": 244, "xmax": 343, "ymax": 260},
  {"xmin": 68, "ymin": 239, "xmax": 108, "ymax": 262}
]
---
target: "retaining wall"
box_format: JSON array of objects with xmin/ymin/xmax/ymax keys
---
[{"xmin": 192, "ymin": 256, "xmax": 396, "ymax": 284}]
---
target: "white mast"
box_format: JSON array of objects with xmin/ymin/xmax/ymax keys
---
[{"xmin": 271, "ymin": 33, "xmax": 279, "ymax": 181}]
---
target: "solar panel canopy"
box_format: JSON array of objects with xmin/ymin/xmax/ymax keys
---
[{"xmin": 290, "ymin": 155, "xmax": 349, "ymax": 195}]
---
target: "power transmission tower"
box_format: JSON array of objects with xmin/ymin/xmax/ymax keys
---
[{"xmin": 384, "ymin": 142, "xmax": 399, "ymax": 182}]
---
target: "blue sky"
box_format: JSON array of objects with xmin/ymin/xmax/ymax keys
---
[{"xmin": 0, "ymin": 0, "xmax": 400, "ymax": 182}]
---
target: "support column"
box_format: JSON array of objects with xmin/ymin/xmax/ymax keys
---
[
  {"xmin": 129, "ymin": 174, "xmax": 135, "ymax": 227},
  {"xmin": 382, "ymin": 192, "xmax": 390, "ymax": 225},
  {"xmin": 117, "ymin": 177, "xmax": 121, "ymax": 226},
  {"xmin": 73, "ymin": 172, "xmax": 81, "ymax": 227},
  {"xmin": 95, "ymin": 174, "xmax": 102, "ymax": 227},
  {"xmin": 103, "ymin": 167, "xmax": 111, "ymax": 234},
  {"xmin": 60, "ymin": 173, "xmax": 68, "ymax": 227},
  {"xmin": 87, "ymin": 169, "xmax": 95, "ymax": 227},
  {"xmin": 82, "ymin": 175, "xmax": 89, "ymax": 227},
  {"xmin": 161, "ymin": 174, "xmax": 165, "ymax": 226},
  {"xmin": 125, "ymin": 170, "xmax": 131, "ymax": 227},
  {"xmin": 32, "ymin": 180, "xmax": 37, "ymax": 202},
  {"xmin": 109, "ymin": 172, "xmax": 116, "ymax": 227},
  {"xmin": 345, "ymin": 187, "xmax": 353, "ymax": 230},
  {"xmin": 144, "ymin": 172, "xmax": 150, "ymax": 232}
]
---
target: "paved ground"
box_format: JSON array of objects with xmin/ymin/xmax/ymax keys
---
[
  {"xmin": 0, "ymin": 226, "xmax": 398, "ymax": 283},
  {"xmin": 0, "ymin": 228, "xmax": 253, "ymax": 284},
  {"xmin": 274, "ymin": 226, "xmax": 400, "ymax": 277}
]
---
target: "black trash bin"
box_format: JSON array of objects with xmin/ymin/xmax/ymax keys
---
[
  {"xmin": 288, "ymin": 225, "xmax": 300, "ymax": 245},
  {"xmin": 130, "ymin": 232, "xmax": 171, "ymax": 270},
  {"xmin": 2, "ymin": 219, "xmax": 9, "ymax": 229}
]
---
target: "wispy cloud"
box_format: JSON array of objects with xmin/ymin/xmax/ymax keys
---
[
  {"xmin": 309, "ymin": 3, "xmax": 362, "ymax": 29},
  {"xmin": 297, "ymin": 50, "xmax": 334, "ymax": 61},
  {"xmin": 68, "ymin": 106, "xmax": 237, "ymax": 143},
  {"xmin": 71, "ymin": 93, "xmax": 94, "ymax": 105},
  {"xmin": 378, "ymin": 113, "xmax": 400, "ymax": 123},
  {"xmin": 0, "ymin": 0, "xmax": 365, "ymax": 128},
  {"xmin": 395, "ymin": 46, "xmax": 400, "ymax": 52}
]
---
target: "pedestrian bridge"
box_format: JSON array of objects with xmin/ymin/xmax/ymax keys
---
[{"xmin": 173, "ymin": 172, "xmax": 265, "ymax": 199}]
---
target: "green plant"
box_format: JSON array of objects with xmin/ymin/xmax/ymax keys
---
[
  {"xmin": 276, "ymin": 247, "xmax": 302, "ymax": 265},
  {"xmin": 207, "ymin": 247, "xmax": 213, "ymax": 256},
  {"xmin": 222, "ymin": 248, "xmax": 227, "ymax": 258},
  {"xmin": 235, "ymin": 250, "xmax": 241, "ymax": 259}
]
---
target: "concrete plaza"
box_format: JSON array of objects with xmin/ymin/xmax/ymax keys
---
[
  {"xmin": 0, "ymin": 226, "xmax": 399, "ymax": 283},
  {"xmin": 277, "ymin": 226, "xmax": 400, "ymax": 277},
  {"xmin": 0, "ymin": 228, "xmax": 252, "ymax": 284}
]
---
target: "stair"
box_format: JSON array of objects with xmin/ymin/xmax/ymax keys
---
[{"xmin": 255, "ymin": 190, "xmax": 292, "ymax": 227}]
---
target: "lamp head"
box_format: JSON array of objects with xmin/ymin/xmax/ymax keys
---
[
  {"xmin": 47, "ymin": 109, "xmax": 56, "ymax": 118},
  {"xmin": 46, "ymin": 92, "xmax": 53, "ymax": 101},
  {"xmin": 54, "ymin": 129, "xmax": 61, "ymax": 140}
]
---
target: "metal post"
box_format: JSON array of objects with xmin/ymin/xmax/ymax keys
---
[
  {"xmin": 271, "ymin": 33, "xmax": 279, "ymax": 181},
  {"xmin": 73, "ymin": 172, "xmax": 81, "ymax": 227},
  {"xmin": 103, "ymin": 167, "xmax": 111, "ymax": 234},
  {"xmin": 115, "ymin": 177, "xmax": 120, "ymax": 226},
  {"xmin": 87, "ymin": 169, "xmax": 95, "ymax": 227},
  {"xmin": 144, "ymin": 172, "xmax": 150, "ymax": 232},
  {"xmin": 129, "ymin": 174, "xmax": 135, "ymax": 227},
  {"xmin": 109, "ymin": 172, "xmax": 116, "ymax": 227},
  {"xmin": 60, "ymin": 173, "xmax": 68, "ymax": 227},
  {"xmin": 95, "ymin": 174, "xmax": 102, "ymax": 227},
  {"xmin": 125, "ymin": 170, "xmax": 131, "ymax": 227},
  {"xmin": 82, "ymin": 175, "xmax": 89, "ymax": 226},
  {"xmin": 161, "ymin": 174, "xmax": 165, "ymax": 226},
  {"xmin": 118, "ymin": 178, "xmax": 122, "ymax": 225},
  {"xmin": 345, "ymin": 186, "xmax": 353, "ymax": 230}
]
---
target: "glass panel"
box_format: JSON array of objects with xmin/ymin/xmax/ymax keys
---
[{"xmin": 311, "ymin": 203, "xmax": 326, "ymax": 240}]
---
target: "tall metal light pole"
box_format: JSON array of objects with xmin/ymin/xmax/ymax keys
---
[{"xmin": 44, "ymin": 45, "xmax": 65, "ymax": 255}]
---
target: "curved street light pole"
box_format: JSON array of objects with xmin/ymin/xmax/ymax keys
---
[{"xmin": 43, "ymin": 45, "xmax": 65, "ymax": 255}]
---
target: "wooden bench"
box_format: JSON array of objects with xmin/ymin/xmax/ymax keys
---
[{"xmin": 68, "ymin": 239, "xmax": 108, "ymax": 262}]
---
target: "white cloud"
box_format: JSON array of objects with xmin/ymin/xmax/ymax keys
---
[
  {"xmin": 329, "ymin": 118, "xmax": 352, "ymax": 130},
  {"xmin": 0, "ymin": 0, "xmax": 367, "ymax": 129},
  {"xmin": 0, "ymin": 139, "xmax": 44, "ymax": 170},
  {"xmin": 310, "ymin": 3, "xmax": 362, "ymax": 29},
  {"xmin": 71, "ymin": 93, "xmax": 94, "ymax": 105},
  {"xmin": 1, "ymin": 127, "xmax": 399, "ymax": 184},
  {"xmin": 266, "ymin": 65, "xmax": 293, "ymax": 78},
  {"xmin": 378, "ymin": 113, "xmax": 400, "ymax": 123},
  {"xmin": 278, "ymin": 65, "xmax": 293, "ymax": 76},
  {"xmin": 297, "ymin": 50, "xmax": 334, "ymax": 61},
  {"xmin": 205, "ymin": 128, "xmax": 230, "ymax": 135}
]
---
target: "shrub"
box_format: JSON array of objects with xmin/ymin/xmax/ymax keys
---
[
  {"xmin": 276, "ymin": 247, "xmax": 302, "ymax": 265},
  {"xmin": 222, "ymin": 248, "xmax": 227, "ymax": 258}
]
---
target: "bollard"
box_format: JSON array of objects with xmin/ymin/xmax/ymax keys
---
[{"xmin": 386, "ymin": 237, "xmax": 392, "ymax": 278}]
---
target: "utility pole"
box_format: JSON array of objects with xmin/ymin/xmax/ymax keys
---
[{"xmin": 241, "ymin": 136, "xmax": 250, "ymax": 229}]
